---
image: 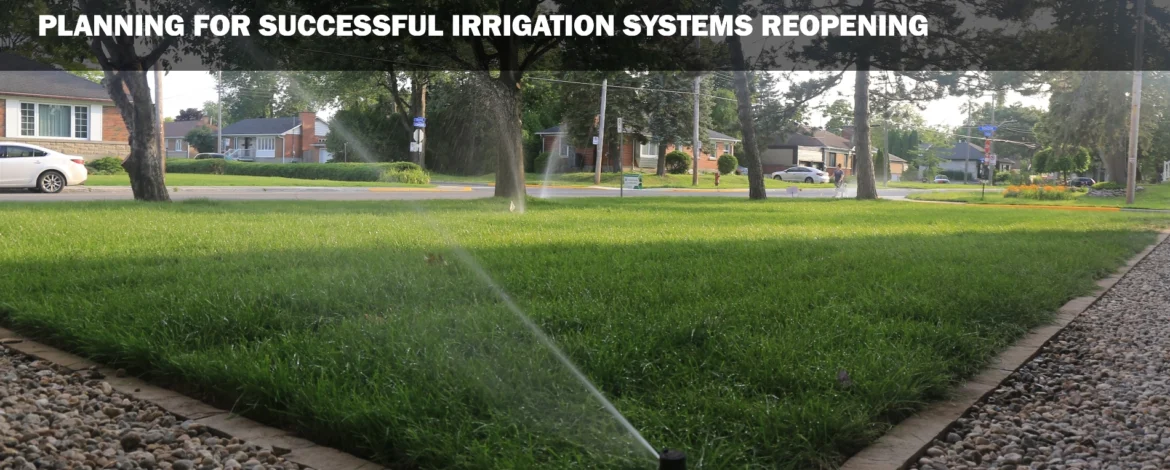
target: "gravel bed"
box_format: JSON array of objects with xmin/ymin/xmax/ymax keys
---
[
  {"xmin": 0, "ymin": 347, "xmax": 310, "ymax": 470},
  {"xmin": 910, "ymin": 237, "xmax": 1170, "ymax": 470}
]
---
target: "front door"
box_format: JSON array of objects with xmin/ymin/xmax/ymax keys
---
[{"xmin": 0, "ymin": 145, "xmax": 47, "ymax": 186}]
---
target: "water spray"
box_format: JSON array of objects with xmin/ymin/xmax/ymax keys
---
[{"xmin": 658, "ymin": 449, "xmax": 686, "ymax": 470}]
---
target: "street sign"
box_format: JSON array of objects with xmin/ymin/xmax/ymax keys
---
[
  {"xmin": 592, "ymin": 136, "xmax": 600, "ymax": 145},
  {"xmin": 409, "ymin": 142, "xmax": 421, "ymax": 152},
  {"xmin": 622, "ymin": 173, "xmax": 642, "ymax": 189},
  {"xmin": 413, "ymin": 117, "xmax": 426, "ymax": 128},
  {"xmin": 616, "ymin": 118, "xmax": 623, "ymax": 134},
  {"xmin": 413, "ymin": 129, "xmax": 425, "ymax": 143}
]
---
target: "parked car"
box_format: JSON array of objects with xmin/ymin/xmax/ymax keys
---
[
  {"xmin": 933, "ymin": 175, "xmax": 950, "ymax": 184},
  {"xmin": 1070, "ymin": 177, "xmax": 1096, "ymax": 187},
  {"xmin": 0, "ymin": 143, "xmax": 87, "ymax": 193},
  {"xmin": 771, "ymin": 166, "xmax": 830, "ymax": 183},
  {"xmin": 736, "ymin": 166, "xmax": 749, "ymax": 175},
  {"xmin": 195, "ymin": 153, "xmax": 228, "ymax": 160}
]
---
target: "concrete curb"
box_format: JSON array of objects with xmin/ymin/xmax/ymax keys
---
[
  {"xmin": 840, "ymin": 229, "xmax": 1170, "ymax": 470},
  {"xmin": 0, "ymin": 328, "xmax": 385, "ymax": 470}
]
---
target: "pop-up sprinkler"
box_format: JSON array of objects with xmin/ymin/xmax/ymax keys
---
[{"xmin": 658, "ymin": 449, "xmax": 685, "ymax": 470}]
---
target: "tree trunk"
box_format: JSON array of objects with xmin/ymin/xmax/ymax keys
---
[
  {"xmin": 853, "ymin": 67, "xmax": 879, "ymax": 200},
  {"xmin": 727, "ymin": 34, "xmax": 766, "ymax": 200},
  {"xmin": 656, "ymin": 140, "xmax": 668, "ymax": 176},
  {"xmin": 492, "ymin": 73, "xmax": 526, "ymax": 202},
  {"xmin": 410, "ymin": 72, "xmax": 428, "ymax": 169},
  {"xmin": 1103, "ymin": 139, "xmax": 1127, "ymax": 184},
  {"xmin": 105, "ymin": 70, "xmax": 170, "ymax": 202}
]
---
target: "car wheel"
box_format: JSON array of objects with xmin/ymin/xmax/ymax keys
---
[
  {"xmin": 37, "ymin": 171, "xmax": 66, "ymax": 194},
  {"xmin": 773, "ymin": 175, "xmax": 782, "ymax": 180},
  {"xmin": 804, "ymin": 177, "xmax": 814, "ymax": 183}
]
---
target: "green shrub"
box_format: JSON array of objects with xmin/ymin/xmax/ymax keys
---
[
  {"xmin": 664, "ymin": 150, "xmax": 690, "ymax": 174},
  {"xmin": 164, "ymin": 159, "xmax": 431, "ymax": 184},
  {"xmin": 717, "ymin": 154, "xmax": 738, "ymax": 175},
  {"xmin": 994, "ymin": 171, "xmax": 1011, "ymax": 183},
  {"xmin": 85, "ymin": 157, "xmax": 124, "ymax": 175},
  {"xmin": 1091, "ymin": 181, "xmax": 1123, "ymax": 190},
  {"xmin": 532, "ymin": 152, "xmax": 551, "ymax": 173}
]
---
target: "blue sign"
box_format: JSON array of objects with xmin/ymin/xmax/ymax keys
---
[
  {"xmin": 413, "ymin": 117, "xmax": 426, "ymax": 128},
  {"xmin": 978, "ymin": 124, "xmax": 996, "ymax": 137}
]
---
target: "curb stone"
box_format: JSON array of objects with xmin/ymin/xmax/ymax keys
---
[
  {"xmin": 839, "ymin": 229, "xmax": 1170, "ymax": 470},
  {"xmin": 0, "ymin": 329, "xmax": 385, "ymax": 470}
]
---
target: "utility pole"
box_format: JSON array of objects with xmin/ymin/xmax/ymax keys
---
[
  {"xmin": 989, "ymin": 102, "xmax": 996, "ymax": 186},
  {"xmin": 883, "ymin": 115, "xmax": 891, "ymax": 187},
  {"xmin": 691, "ymin": 74, "xmax": 701, "ymax": 186},
  {"xmin": 216, "ymin": 70, "xmax": 223, "ymax": 154},
  {"xmin": 593, "ymin": 77, "xmax": 608, "ymax": 185},
  {"xmin": 964, "ymin": 99, "xmax": 972, "ymax": 184},
  {"xmin": 155, "ymin": 64, "xmax": 165, "ymax": 172},
  {"xmin": 1127, "ymin": 0, "xmax": 1146, "ymax": 204},
  {"xmin": 691, "ymin": 37, "xmax": 701, "ymax": 186}
]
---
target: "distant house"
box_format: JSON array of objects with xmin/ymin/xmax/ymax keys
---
[
  {"xmin": 534, "ymin": 125, "xmax": 740, "ymax": 173},
  {"xmin": 163, "ymin": 117, "xmax": 216, "ymax": 158},
  {"xmin": 219, "ymin": 112, "xmax": 331, "ymax": 163},
  {"xmin": 0, "ymin": 53, "xmax": 130, "ymax": 160},
  {"xmin": 938, "ymin": 141, "xmax": 1018, "ymax": 179},
  {"xmin": 760, "ymin": 127, "xmax": 854, "ymax": 174}
]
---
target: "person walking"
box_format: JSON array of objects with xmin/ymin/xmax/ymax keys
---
[{"xmin": 833, "ymin": 166, "xmax": 846, "ymax": 198}]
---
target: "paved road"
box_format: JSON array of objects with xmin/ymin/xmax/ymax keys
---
[{"xmin": 0, "ymin": 184, "xmax": 962, "ymax": 202}]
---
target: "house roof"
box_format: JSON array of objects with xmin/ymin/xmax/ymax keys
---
[
  {"xmin": 535, "ymin": 125, "xmax": 740, "ymax": 142},
  {"xmin": 888, "ymin": 154, "xmax": 907, "ymax": 163},
  {"xmin": 944, "ymin": 142, "xmax": 986, "ymax": 160},
  {"xmin": 784, "ymin": 127, "xmax": 851, "ymax": 150},
  {"xmin": 0, "ymin": 53, "xmax": 111, "ymax": 102},
  {"xmin": 220, "ymin": 117, "xmax": 301, "ymax": 136},
  {"xmin": 164, "ymin": 119, "xmax": 214, "ymax": 138}
]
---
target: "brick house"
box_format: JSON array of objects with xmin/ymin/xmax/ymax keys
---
[
  {"xmin": 163, "ymin": 117, "xmax": 217, "ymax": 158},
  {"xmin": 762, "ymin": 127, "xmax": 855, "ymax": 175},
  {"xmin": 219, "ymin": 112, "xmax": 331, "ymax": 163},
  {"xmin": 534, "ymin": 125, "xmax": 740, "ymax": 173},
  {"xmin": 0, "ymin": 53, "xmax": 130, "ymax": 160}
]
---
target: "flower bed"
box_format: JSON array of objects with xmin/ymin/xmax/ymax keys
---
[{"xmin": 1002, "ymin": 184, "xmax": 1081, "ymax": 200}]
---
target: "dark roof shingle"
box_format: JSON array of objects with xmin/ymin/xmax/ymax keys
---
[
  {"xmin": 0, "ymin": 53, "xmax": 111, "ymax": 102},
  {"xmin": 164, "ymin": 120, "xmax": 215, "ymax": 138},
  {"xmin": 220, "ymin": 117, "xmax": 299, "ymax": 136}
]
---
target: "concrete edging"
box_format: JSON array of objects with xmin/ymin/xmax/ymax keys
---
[
  {"xmin": 0, "ymin": 328, "xmax": 384, "ymax": 470},
  {"xmin": 840, "ymin": 229, "xmax": 1170, "ymax": 470}
]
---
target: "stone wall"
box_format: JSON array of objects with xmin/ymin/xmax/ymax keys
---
[{"xmin": 0, "ymin": 137, "xmax": 129, "ymax": 160}]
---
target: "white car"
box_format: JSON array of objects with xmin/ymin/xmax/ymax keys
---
[
  {"xmin": 771, "ymin": 166, "xmax": 831, "ymax": 183},
  {"xmin": 0, "ymin": 143, "xmax": 88, "ymax": 193}
]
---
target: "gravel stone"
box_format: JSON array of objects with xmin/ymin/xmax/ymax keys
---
[
  {"xmin": 0, "ymin": 347, "xmax": 312, "ymax": 469},
  {"xmin": 910, "ymin": 237, "xmax": 1170, "ymax": 470}
]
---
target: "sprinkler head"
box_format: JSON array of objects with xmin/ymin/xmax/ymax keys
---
[{"xmin": 658, "ymin": 449, "xmax": 685, "ymax": 470}]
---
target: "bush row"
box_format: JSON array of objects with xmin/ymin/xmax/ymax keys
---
[
  {"xmin": 85, "ymin": 157, "xmax": 125, "ymax": 175},
  {"xmin": 1002, "ymin": 184, "xmax": 1085, "ymax": 200},
  {"xmin": 165, "ymin": 159, "xmax": 429, "ymax": 184}
]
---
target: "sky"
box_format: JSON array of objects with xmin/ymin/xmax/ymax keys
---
[{"xmin": 149, "ymin": 71, "xmax": 1049, "ymax": 130}]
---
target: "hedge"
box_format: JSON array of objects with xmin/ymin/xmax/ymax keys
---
[{"xmin": 165, "ymin": 159, "xmax": 429, "ymax": 184}]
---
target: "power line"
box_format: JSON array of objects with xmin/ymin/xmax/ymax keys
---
[{"xmin": 524, "ymin": 76, "xmax": 737, "ymax": 102}]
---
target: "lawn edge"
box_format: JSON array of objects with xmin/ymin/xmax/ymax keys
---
[
  {"xmin": 839, "ymin": 229, "xmax": 1170, "ymax": 470},
  {"xmin": 0, "ymin": 330, "xmax": 386, "ymax": 470}
]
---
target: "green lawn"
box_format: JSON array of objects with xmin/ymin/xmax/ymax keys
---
[
  {"xmin": 907, "ymin": 183, "xmax": 1170, "ymax": 210},
  {"xmin": 432, "ymin": 171, "xmax": 835, "ymax": 189},
  {"xmin": 888, "ymin": 181, "xmax": 991, "ymax": 190},
  {"xmin": 0, "ymin": 198, "xmax": 1165, "ymax": 469},
  {"xmin": 85, "ymin": 173, "xmax": 431, "ymax": 188}
]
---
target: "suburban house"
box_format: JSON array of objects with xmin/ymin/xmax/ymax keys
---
[
  {"xmin": 219, "ymin": 112, "xmax": 332, "ymax": 163},
  {"xmin": 535, "ymin": 125, "xmax": 740, "ymax": 172},
  {"xmin": 938, "ymin": 141, "xmax": 1018, "ymax": 179},
  {"xmin": 163, "ymin": 117, "xmax": 216, "ymax": 158},
  {"xmin": 0, "ymin": 53, "xmax": 130, "ymax": 160},
  {"xmin": 761, "ymin": 127, "xmax": 854, "ymax": 174}
]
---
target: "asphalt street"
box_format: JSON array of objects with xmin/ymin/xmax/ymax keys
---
[{"xmin": 0, "ymin": 184, "xmax": 962, "ymax": 202}]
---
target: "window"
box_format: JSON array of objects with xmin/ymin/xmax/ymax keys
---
[
  {"xmin": 257, "ymin": 137, "xmax": 275, "ymax": 151},
  {"xmin": 559, "ymin": 141, "xmax": 573, "ymax": 158},
  {"xmin": 19, "ymin": 103, "xmax": 34, "ymax": 136},
  {"xmin": 173, "ymin": 139, "xmax": 183, "ymax": 152},
  {"xmin": 639, "ymin": 141, "xmax": 658, "ymax": 157},
  {"xmin": 17, "ymin": 102, "xmax": 90, "ymax": 139},
  {"xmin": 74, "ymin": 106, "xmax": 88, "ymax": 138},
  {"xmin": 3, "ymin": 146, "xmax": 47, "ymax": 158}
]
